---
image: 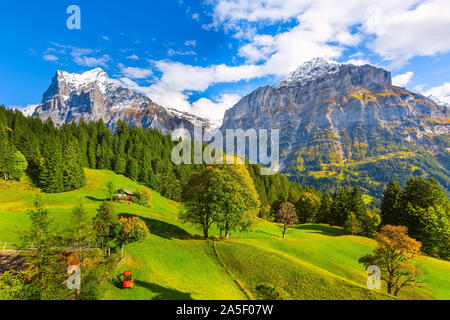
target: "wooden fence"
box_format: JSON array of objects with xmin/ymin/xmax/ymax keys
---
[{"xmin": 0, "ymin": 241, "xmax": 102, "ymax": 253}]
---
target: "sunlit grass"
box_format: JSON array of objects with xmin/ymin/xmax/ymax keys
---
[{"xmin": 0, "ymin": 169, "xmax": 448, "ymax": 300}]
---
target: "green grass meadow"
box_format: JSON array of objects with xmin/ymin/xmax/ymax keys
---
[{"xmin": 0, "ymin": 169, "xmax": 448, "ymax": 300}]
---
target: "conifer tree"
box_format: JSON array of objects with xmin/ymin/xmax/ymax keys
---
[
  {"xmin": 39, "ymin": 139, "xmax": 64, "ymax": 193},
  {"xmin": 63, "ymin": 142, "xmax": 86, "ymax": 190},
  {"xmin": 380, "ymin": 180, "xmax": 403, "ymax": 226},
  {"xmin": 113, "ymin": 153, "xmax": 126, "ymax": 174},
  {"xmin": 317, "ymin": 192, "xmax": 332, "ymax": 224},
  {"xmin": 93, "ymin": 201, "xmax": 118, "ymax": 256},
  {"xmin": 19, "ymin": 196, "xmax": 71, "ymax": 299},
  {"xmin": 127, "ymin": 157, "xmax": 140, "ymax": 181},
  {"xmin": 344, "ymin": 211, "xmax": 363, "ymax": 235},
  {"xmin": 87, "ymin": 138, "xmax": 97, "ymax": 169},
  {"xmin": 330, "ymin": 186, "xmax": 351, "ymax": 226}
]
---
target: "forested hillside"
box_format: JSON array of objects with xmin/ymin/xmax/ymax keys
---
[{"xmin": 0, "ymin": 106, "xmax": 309, "ymax": 217}]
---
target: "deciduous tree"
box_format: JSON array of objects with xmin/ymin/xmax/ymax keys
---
[
  {"xmin": 180, "ymin": 167, "xmax": 219, "ymax": 239},
  {"xmin": 116, "ymin": 216, "xmax": 150, "ymax": 258},
  {"xmin": 213, "ymin": 164, "xmax": 260, "ymax": 238},
  {"xmin": 359, "ymin": 225, "xmax": 422, "ymax": 296},
  {"xmin": 277, "ymin": 202, "xmax": 298, "ymax": 238}
]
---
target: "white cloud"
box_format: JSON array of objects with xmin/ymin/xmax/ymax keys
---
[
  {"xmin": 191, "ymin": 13, "xmax": 200, "ymax": 21},
  {"xmin": 43, "ymin": 54, "xmax": 59, "ymax": 62},
  {"xmin": 209, "ymin": 0, "xmax": 308, "ymax": 25},
  {"xmin": 366, "ymin": 0, "xmax": 450, "ymax": 62},
  {"xmin": 343, "ymin": 59, "xmax": 372, "ymax": 66},
  {"xmin": 70, "ymin": 47, "xmax": 94, "ymax": 57},
  {"xmin": 208, "ymin": 0, "xmax": 450, "ymax": 69},
  {"xmin": 414, "ymin": 84, "xmax": 426, "ymax": 92},
  {"xmin": 126, "ymin": 54, "xmax": 140, "ymax": 60},
  {"xmin": 51, "ymin": 45, "xmax": 112, "ymax": 67},
  {"xmin": 117, "ymin": 61, "xmax": 253, "ymax": 121},
  {"xmin": 119, "ymin": 64, "xmax": 153, "ymax": 79},
  {"xmin": 73, "ymin": 54, "xmax": 111, "ymax": 67},
  {"xmin": 167, "ymin": 49, "xmax": 196, "ymax": 56},
  {"xmin": 191, "ymin": 94, "xmax": 241, "ymax": 124},
  {"xmin": 238, "ymin": 34, "xmax": 276, "ymax": 63},
  {"xmin": 184, "ymin": 40, "xmax": 197, "ymax": 47},
  {"xmin": 152, "ymin": 61, "xmax": 262, "ymax": 93},
  {"xmin": 117, "ymin": 76, "xmax": 240, "ymax": 123},
  {"xmin": 102, "ymin": 35, "xmax": 110, "ymax": 41},
  {"xmin": 46, "ymin": 43, "xmax": 112, "ymax": 68},
  {"xmin": 424, "ymin": 82, "xmax": 450, "ymax": 105},
  {"xmin": 392, "ymin": 71, "xmax": 414, "ymax": 87}
]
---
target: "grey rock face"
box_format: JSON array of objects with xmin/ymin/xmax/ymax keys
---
[
  {"xmin": 33, "ymin": 68, "xmax": 211, "ymax": 135},
  {"xmin": 221, "ymin": 58, "xmax": 450, "ymax": 170}
]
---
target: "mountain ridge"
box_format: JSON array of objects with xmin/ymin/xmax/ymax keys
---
[
  {"xmin": 10, "ymin": 59, "xmax": 450, "ymax": 199},
  {"xmin": 31, "ymin": 68, "xmax": 212, "ymax": 134},
  {"xmin": 221, "ymin": 58, "xmax": 450, "ymax": 198}
]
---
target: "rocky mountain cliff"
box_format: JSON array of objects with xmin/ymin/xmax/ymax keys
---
[
  {"xmin": 32, "ymin": 68, "xmax": 212, "ymax": 134},
  {"xmin": 221, "ymin": 58, "xmax": 450, "ymax": 198}
]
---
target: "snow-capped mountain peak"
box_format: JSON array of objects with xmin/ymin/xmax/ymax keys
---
[
  {"xmin": 276, "ymin": 58, "xmax": 342, "ymax": 88},
  {"xmin": 57, "ymin": 67, "xmax": 108, "ymax": 84},
  {"xmin": 55, "ymin": 68, "xmax": 114, "ymax": 95},
  {"xmin": 33, "ymin": 68, "xmax": 212, "ymax": 134},
  {"xmin": 21, "ymin": 104, "xmax": 38, "ymax": 117},
  {"xmin": 9, "ymin": 104, "xmax": 38, "ymax": 117}
]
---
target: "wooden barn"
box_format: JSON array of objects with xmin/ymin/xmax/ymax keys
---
[{"xmin": 114, "ymin": 189, "xmax": 135, "ymax": 202}]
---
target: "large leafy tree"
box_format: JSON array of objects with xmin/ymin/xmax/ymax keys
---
[
  {"xmin": 359, "ymin": 225, "xmax": 423, "ymax": 296},
  {"xmin": 295, "ymin": 192, "xmax": 320, "ymax": 224},
  {"xmin": 213, "ymin": 164, "xmax": 260, "ymax": 238},
  {"xmin": 180, "ymin": 165, "xmax": 260, "ymax": 239},
  {"xmin": 180, "ymin": 167, "xmax": 220, "ymax": 238},
  {"xmin": 402, "ymin": 177, "xmax": 448, "ymax": 210}
]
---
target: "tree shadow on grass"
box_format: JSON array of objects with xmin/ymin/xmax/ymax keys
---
[
  {"xmin": 112, "ymin": 276, "xmax": 193, "ymax": 300},
  {"xmin": 294, "ymin": 224, "xmax": 343, "ymax": 236},
  {"xmin": 119, "ymin": 213, "xmax": 202, "ymax": 240},
  {"xmin": 85, "ymin": 196, "xmax": 107, "ymax": 202},
  {"xmin": 134, "ymin": 280, "xmax": 193, "ymax": 300}
]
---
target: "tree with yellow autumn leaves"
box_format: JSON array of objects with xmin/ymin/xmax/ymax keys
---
[{"xmin": 117, "ymin": 216, "xmax": 150, "ymax": 258}]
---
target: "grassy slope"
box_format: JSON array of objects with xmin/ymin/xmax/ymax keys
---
[{"xmin": 0, "ymin": 169, "xmax": 448, "ymax": 300}]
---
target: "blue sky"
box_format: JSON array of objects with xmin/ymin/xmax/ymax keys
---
[{"xmin": 1, "ymin": 0, "xmax": 450, "ymax": 123}]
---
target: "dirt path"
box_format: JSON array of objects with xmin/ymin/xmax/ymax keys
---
[{"xmin": 0, "ymin": 252, "xmax": 24, "ymax": 275}]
